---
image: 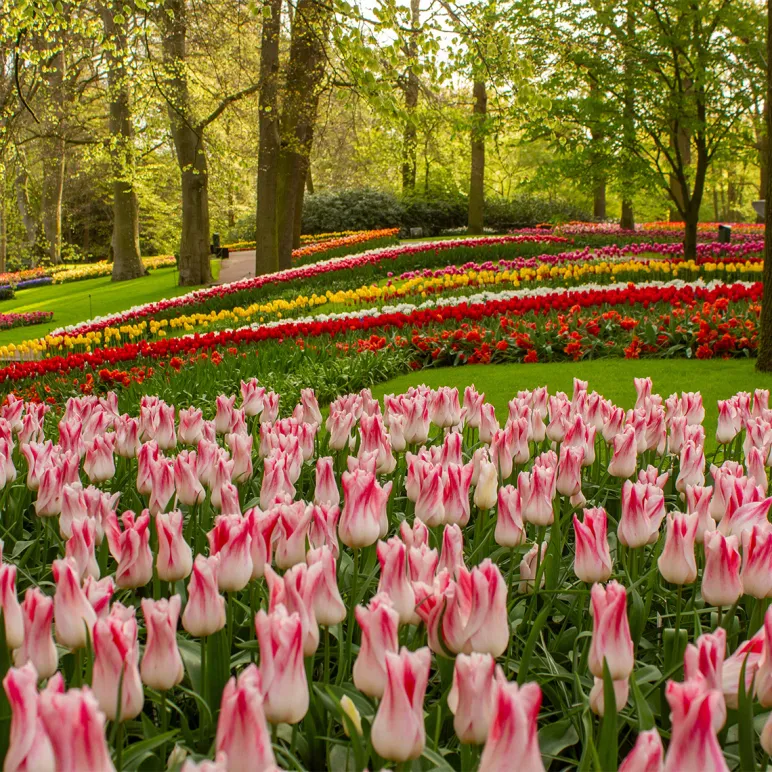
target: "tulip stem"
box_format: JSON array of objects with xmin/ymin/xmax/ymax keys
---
[
  {"xmin": 159, "ymin": 690, "xmax": 168, "ymax": 763},
  {"xmin": 200, "ymin": 636, "xmax": 208, "ymax": 742},
  {"xmin": 344, "ymin": 550, "xmax": 360, "ymax": 682},
  {"xmin": 324, "ymin": 627, "xmax": 331, "ymax": 684},
  {"xmin": 675, "ymin": 585, "xmax": 683, "ymax": 634}
]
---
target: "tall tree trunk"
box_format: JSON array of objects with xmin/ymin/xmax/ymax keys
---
[
  {"xmin": 0, "ymin": 165, "xmax": 6, "ymax": 273},
  {"xmin": 161, "ymin": 0, "xmax": 212, "ymax": 286},
  {"xmin": 619, "ymin": 0, "xmax": 635, "ymax": 230},
  {"xmin": 401, "ymin": 0, "xmax": 420, "ymax": 192},
  {"xmin": 758, "ymin": 102, "xmax": 768, "ymax": 223},
  {"xmin": 758, "ymin": 0, "xmax": 772, "ymax": 370},
  {"xmin": 669, "ymin": 83, "xmax": 692, "ymax": 223},
  {"xmin": 255, "ymin": 0, "xmax": 283, "ymax": 276},
  {"xmin": 593, "ymin": 178, "xmax": 606, "ymax": 220},
  {"xmin": 101, "ymin": 2, "xmax": 144, "ymax": 282},
  {"xmin": 467, "ymin": 79, "xmax": 486, "ymax": 235},
  {"xmin": 276, "ymin": 0, "xmax": 330, "ymax": 270},
  {"xmin": 14, "ymin": 154, "xmax": 37, "ymax": 247}
]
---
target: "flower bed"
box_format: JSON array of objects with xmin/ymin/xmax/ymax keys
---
[
  {"xmin": 0, "ymin": 377, "xmax": 769, "ymax": 769},
  {"xmin": 0, "ymin": 311, "xmax": 54, "ymax": 331}
]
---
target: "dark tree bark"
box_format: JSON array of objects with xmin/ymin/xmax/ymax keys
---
[
  {"xmin": 757, "ymin": 102, "xmax": 768, "ymax": 223},
  {"xmin": 593, "ymin": 177, "xmax": 606, "ymax": 220},
  {"xmin": 401, "ymin": 0, "xmax": 421, "ymax": 193},
  {"xmin": 255, "ymin": 0, "xmax": 283, "ymax": 276},
  {"xmin": 276, "ymin": 0, "xmax": 330, "ymax": 270},
  {"xmin": 757, "ymin": 0, "xmax": 772, "ymax": 371},
  {"xmin": 619, "ymin": 2, "xmax": 635, "ymax": 230},
  {"xmin": 589, "ymin": 81, "xmax": 606, "ymax": 220},
  {"xmin": 0, "ymin": 169, "xmax": 6, "ymax": 273},
  {"xmin": 101, "ymin": 1, "xmax": 145, "ymax": 282},
  {"xmin": 668, "ymin": 84, "xmax": 692, "ymax": 223},
  {"xmin": 14, "ymin": 153, "xmax": 37, "ymax": 247},
  {"xmin": 161, "ymin": 0, "xmax": 212, "ymax": 286},
  {"xmin": 467, "ymin": 80, "xmax": 486, "ymax": 235}
]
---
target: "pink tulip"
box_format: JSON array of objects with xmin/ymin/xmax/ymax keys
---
[
  {"xmin": 266, "ymin": 563, "xmax": 322, "ymax": 655},
  {"xmin": 241, "ymin": 378, "xmax": 265, "ymax": 417},
  {"xmin": 92, "ymin": 611, "xmax": 143, "ymax": 721},
  {"xmin": 104, "ymin": 509, "xmax": 153, "ymax": 588},
  {"xmin": 39, "ymin": 683, "xmax": 113, "ymax": 772},
  {"xmin": 255, "ymin": 605, "xmax": 308, "ymax": 724},
  {"xmin": 702, "ymin": 531, "xmax": 742, "ymax": 608},
  {"xmin": 261, "ymin": 391, "xmax": 280, "ymax": 424},
  {"xmin": 490, "ymin": 428, "xmax": 515, "ymax": 481},
  {"xmin": 52, "ymin": 558, "xmax": 96, "ymax": 650},
  {"xmin": 413, "ymin": 464, "xmax": 444, "ymax": 527},
  {"xmin": 0, "ymin": 562, "xmax": 22, "ymax": 651},
  {"xmin": 719, "ymin": 494, "xmax": 772, "ymax": 538},
  {"xmin": 404, "ymin": 395, "xmax": 431, "ymax": 445},
  {"xmin": 495, "ymin": 486, "xmax": 525, "ymax": 548},
  {"xmin": 82, "ymin": 434, "xmax": 115, "ymax": 483},
  {"xmin": 428, "ymin": 386, "xmax": 461, "ymax": 428},
  {"xmin": 408, "ymin": 543, "xmax": 439, "ymax": 584},
  {"xmin": 0, "ymin": 437, "xmax": 16, "ymax": 490},
  {"xmin": 400, "ymin": 516, "xmax": 429, "ymax": 549},
  {"xmin": 478, "ymin": 680, "xmax": 544, "ymax": 772},
  {"xmin": 34, "ymin": 463, "xmax": 63, "ymax": 517},
  {"xmin": 83, "ymin": 576, "xmax": 114, "ymax": 619},
  {"xmin": 377, "ymin": 538, "xmax": 417, "ymax": 625},
  {"xmin": 573, "ymin": 508, "xmax": 613, "ymax": 583},
  {"xmin": 215, "ymin": 664, "xmax": 277, "ymax": 772},
  {"xmin": 65, "ymin": 517, "xmax": 100, "ymax": 580},
  {"xmin": 14, "ymin": 588, "xmax": 57, "ymax": 678},
  {"xmin": 208, "ymin": 514, "xmax": 253, "ymax": 592},
  {"xmin": 209, "ymin": 455, "xmax": 235, "ymax": 511},
  {"xmin": 519, "ymin": 542, "xmax": 547, "ymax": 594},
  {"xmin": 83, "ymin": 487, "xmax": 119, "ymax": 544},
  {"xmin": 663, "ymin": 678, "xmax": 728, "ymax": 772},
  {"xmin": 556, "ymin": 444, "xmax": 583, "ymax": 497},
  {"xmin": 439, "ymin": 462, "xmax": 472, "ymax": 527},
  {"xmin": 148, "ymin": 455, "xmax": 175, "ymax": 515},
  {"xmin": 226, "ymin": 433, "xmax": 253, "ymax": 483},
  {"xmin": 518, "ymin": 466, "xmax": 555, "ymax": 527},
  {"xmin": 755, "ymin": 607, "xmax": 772, "ymax": 706},
  {"xmin": 371, "ymin": 646, "xmax": 431, "ymax": 762},
  {"xmin": 658, "ymin": 512, "xmax": 698, "ymax": 585},
  {"xmin": 747, "ymin": 446, "xmax": 768, "ymax": 490},
  {"xmin": 306, "ymin": 546, "xmax": 346, "ymax": 627},
  {"xmin": 685, "ymin": 484, "xmax": 716, "ymax": 543},
  {"xmin": 273, "ymin": 500, "xmax": 312, "ymax": 570},
  {"xmin": 114, "ymin": 414, "xmax": 140, "ymax": 458},
  {"xmin": 448, "ymin": 653, "xmax": 503, "ymax": 745},
  {"xmin": 339, "ymin": 469, "xmax": 392, "ymax": 549},
  {"xmin": 182, "ymin": 555, "xmax": 226, "ymax": 637},
  {"xmin": 21, "ymin": 440, "xmax": 53, "ymax": 491},
  {"xmin": 140, "ymin": 596, "xmax": 184, "ymax": 691},
  {"xmin": 763, "ymin": 713, "xmax": 772, "ymax": 756},
  {"xmin": 4, "ymin": 664, "xmax": 56, "ymax": 772},
  {"xmin": 156, "ymin": 510, "xmax": 193, "ymax": 583},
  {"xmin": 245, "ymin": 506, "xmax": 280, "ymax": 579},
  {"xmin": 463, "ymin": 386, "xmax": 485, "ymax": 428},
  {"xmin": 214, "ymin": 395, "xmax": 236, "ymax": 435},
  {"xmin": 684, "ymin": 628, "xmax": 726, "ymax": 729},
  {"xmin": 136, "ymin": 440, "xmax": 160, "ymax": 495},
  {"xmin": 353, "ymin": 593, "xmax": 399, "ymax": 698},
  {"xmin": 619, "ymin": 729, "xmax": 664, "ymax": 772},
  {"xmin": 618, "ymin": 481, "xmax": 666, "ymax": 549},
  {"xmin": 438, "ymin": 523, "xmax": 465, "ymax": 578},
  {"xmin": 589, "ymin": 676, "xmax": 629, "ymax": 716},
  {"xmin": 260, "ymin": 452, "xmax": 295, "ymax": 509},
  {"xmin": 314, "ymin": 457, "xmax": 340, "ymax": 507},
  {"xmin": 59, "ymin": 419, "xmax": 83, "ymax": 457},
  {"xmin": 608, "ymin": 426, "xmax": 637, "ymax": 478},
  {"xmin": 602, "ymin": 403, "xmax": 627, "ymax": 443},
  {"xmin": 634, "ymin": 377, "xmax": 653, "ymax": 409},
  {"xmin": 307, "ymin": 503, "xmax": 340, "ymax": 558},
  {"xmin": 676, "ymin": 441, "xmax": 706, "ymax": 493},
  {"xmin": 741, "ymin": 524, "xmax": 772, "ymax": 598},
  {"xmin": 326, "ymin": 410, "xmax": 356, "ymax": 451},
  {"xmin": 174, "ymin": 450, "xmax": 205, "ymax": 506},
  {"xmin": 589, "ymin": 581, "xmax": 634, "ymax": 680},
  {"xmin": 178, "ymin": 406, "xmax": 205, "ymax": 445},
  {"xmin": 715, "ymin": 400, "xmax": 740, "ymax": 445}
]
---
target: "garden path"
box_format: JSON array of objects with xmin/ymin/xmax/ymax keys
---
[{"xmin": 217, "ymin": 250, "xmax": 256, "ymax": 284}]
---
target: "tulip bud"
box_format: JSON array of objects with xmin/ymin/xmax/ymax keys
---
[
  {"xmin": 702, "ymin": 531, "xmax": 742, "ymax": 608},
  {"xmin": 255, "ymin": 605, "xmax": 308, "ymax": 724},
  {"xmin": 266, "ymin": 563, "xmax": 322, "ymax": 656},
  {"xmin": 519, "ymin": 542, "xmax": 547, "ymax": 594},
  {"xmin": 573, "ymin": 508, "xmax": 613, "ymax": 584},
  {"xmin": 207, "ymin": 514, "xmax": 253, "ymax": 592},
  {"xmin": 14, "ymin": 588, "xmax": 57, "ymax": 679},
  {"xmin": 371, "ymin": 647, "xmax": 431, "ymax": 762},
  {"xmin": 438, "ymin": 523, "xmax": 465, "ymax": 579},
  {"xmin": 52, "ymin": 558, "xmax": 96, "ymax": 650},
  {"xmin": 377, "ymin": 538, "xmax": 417, "ymax": 625},
  {"xmin": 156, "ymin": 510, "xmax": 193, "ymax": 583},
  {"xmin": 339, "ymin": 469, "xmax": 392, "ymax": 549},
  {"xmin": 474, "ymin": 459, "xmax": 498, "ymax": 511},
  {"xmin": 104, "ymin": 510, "xmax": 153, "ymax": 589},
  {"xmin": 182, "ymin": 555, "xmax": 226, "ymax": 638},
  {"xmin": 140, "ymin": 596, "xmax": 184, "ymax": 691},
  {"xmin": 245, "ymin": 506, "xmax": 280, "ymax": 579},
  {"xmin": 495, "ymin": 485, "xmax": 526, "ymax": 548},
  {"xmin": 307, "ymin": 546, "xmax": 346, "ymax": 627},
  {"xmin": 589, "ymin": 676, "xmax": 630, "ymax": 716},
  {"xmin": 353, "ymin": 593, "xmax": 399, "ymax": 698},
  {"xmin": 448, "ymin": 653, "xmax": 503, "ymax": 745},
  {"xmin": 65, "ymin": 518, "xmax": 100, "ymax": 580},
  {"xmin": 588, "ymin": 581, "xmax": 634, "ymax": 681}
]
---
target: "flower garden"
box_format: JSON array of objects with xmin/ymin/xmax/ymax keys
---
[{"xmin": 0, "ymin": 224, "xmax": 770, "ymax": 771}]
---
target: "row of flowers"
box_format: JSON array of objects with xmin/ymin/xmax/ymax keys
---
[
  {"xmin": 0, "ymin": 311, "xmax": 54, "ymax": 332},
  {"xmin": 0, "ymin": 378, "xmax": 770, "ymax": 769}
]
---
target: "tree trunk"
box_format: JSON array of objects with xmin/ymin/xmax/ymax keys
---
[
  {"xmin": 161, "ymin": 0, "xmax": 212, "ymax": 287},
  {"xmin": 401, "ymin": 0, "xmax": 420, "ymax": 192},
  {"xmin": 758, "ymin": 102, "xmax": 768, "ymax": 223},
  {"xmin": 306, "ymin": 166, "xmax": 314, "ymax": 194},
  {"xmin": 467, "ymin": 79, "xmax": 486, "ymax": 235},
  {"xmin": 14, "ymin": 156, "xmax": 37, "ymax": 247},
  {"xmin": 101, "ymin": 2, "xmax": 145, "ymax": 282},
  {"xmin": 620, "ymin": 200, "xmax": 634, "ymax": 230},
  {"xmin": 758, "ymin": 0, "xmax": 772, "ymax": 371},
  {"xmin": 0, "ymin": 166, "xmax": 6, "ymax": 273},
  {"xmin": 276, "ymin": 0, "xmax": 330, "ymax": 270},
  {"xmin": 593, "ymin": 179, "xmax": 606, "ymax": 220},
  {"xmin": 255, "ymin": 0, "xmax": 283, "ymax": 276},
  {"xmin": 619, "ymin": 1, "xmax": 635, "ymax": 231}
]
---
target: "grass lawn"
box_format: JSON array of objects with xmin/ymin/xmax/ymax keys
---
[
  {"xmin": 371, "ymin": 358, "xmax": 772, "ymax": 446},
  {"xmin": 0, "ymin": 261, "xmax": 221, "ymax": 348}
]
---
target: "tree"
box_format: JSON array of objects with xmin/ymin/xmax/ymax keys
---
[{"xmin": 467, "ymin": 78, "xmax": 486, "ymax": 234}]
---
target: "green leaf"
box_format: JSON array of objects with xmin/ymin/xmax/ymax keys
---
[
  {"xmin": 598, "ymin": 661, "xmax": 618, "ymax": 772},
  {"xmin": 631, "ymin": 675, "xmax": 655, "ymax": 732},
  {"xmin": 518, "ymin": 598, "xmax": 554, "ymax": 685},
  {"xmin": 121, "ymin": 731, "xmax": 178, "ymax": 770},
  {"xmin": 539, "ymin": 718, "xmax": 579, "ymax": 758},
  {"xmin": 738, "ymin": 655, "xmax": 757, "ymax": 772}
]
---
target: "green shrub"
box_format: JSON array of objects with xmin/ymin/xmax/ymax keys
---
[{"xmin": 301, "ymin": 189, "xmax": 404, "ymax": 234}]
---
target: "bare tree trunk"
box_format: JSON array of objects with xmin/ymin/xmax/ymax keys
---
[
  {"xmin": 161, "ymin": 0, "xmax": 212, "ymax": 286},
  {"xmin": 306, "ymin": 166, "xmax": 314, "ymax": 194},
  {"xmin": 0, "ymin": 165, "xmax": 6, "ymax": 273},
  {"xmin": 759, "ymin": 0, "xmax": 772, "ymax": 369},
  {"xmin": 467, "ymin": 79, "xmax": 486, "ymax": 235},
  {"xmin": 101, "ymin": 2, "xmax": 145, "ymax": 282},
  {"xmin": 276, "ymin": 0, "xmax": 330, "ymax": 270},
  {"xmin": 593, "ymin": 178, "xmax": 606, "ymax": 220},
  {"xmin": 14, "ymin": 154, "xmax": 37, "ymax": 247},
  {"xmin": 619, "ymin": 0, "xmax": 635, "ymax": 230},
  {"xmin": 401, "ymin": 0, "xmax": 420, "ymax": 192},
  {"xmin": 255, "ymin": 0, "xmax": 283, "ymax": 276},
  {"xmin": 40, "ymin": 140, "xmax": 65, "ymax": 264},
  {"xmin": 758, "ymin": 102, "xmax": 768, "ymax": 223}
]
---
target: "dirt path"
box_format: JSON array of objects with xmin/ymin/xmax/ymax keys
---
[{"xmin": 217, "ymin": 250, "xmax": 256, "ymax": 284}]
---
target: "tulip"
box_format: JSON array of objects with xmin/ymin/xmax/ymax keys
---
[
  {"xmin": 83, "ymin": 487, "xmax": 120, "ymax": 544},
  {"xmin": 0, "ymin": 438, "xmax": 16, "ymax": 491},
  {"xmin": 371, "ymin": 647, "xmax": 431, "ymax": 762},
  {"xmin": 178, "ymin": 406, "xmax": 205, "ymax": 445},
  {"xmin": 0, "ymin": 562, "xmax": 23, "ymax": 653},
  {"xmin": 209, "ymin": 456, "xmax": 235, "ymax": 511},
  {"xmin": 148, "ymin": 456, "xmax": 175, "ymax": 516},
  {"xmin": 478, "ymin": 680, "xmax": 544, "ymax": 772},
  {"xmin": 207, "ymin": 514, "xmax": 253, "ymax": 592},
  {"xmin": 59, "ymin": 419, "xmax": 83, "ymax": 458},
  {"xmin": 34, "ymin": 463, "xmax": 63, "ymax": 517},
  {"xmin": 227, "ymin": 433, "xmax": 253, "ymax": 484},
  {"xmin": 408, "ymin": 543, "xmax": 439, "ymax": 584},
  {"xmin": 740, "ymin": 525, "xmax": 772, "ymax": 598},
  {"xmin": 353, "ymin": 593, "xmax": 400, "ymax": 698},
  {"xmin": 463, "ymin": 386, "xmax": 485, "ymax": 428},
  {"xmin": 83, "ymin": 576, "xmax": 114, "ymax": 619},
  {"xmin": 448, "ymin": 653, "xmax": 503, "ymax": 745},
  {"xmin": 3, "ymin": 663, "xmax": 56, "ymax": 772},
  {"xmin": 755, "ymin": 607, "xmax": 772, "ymax": 706},
  {"xmin": 676, "ymin": 441, "xmax": 706, "ymax": 493},
  {"xmin": 245, "ymin": 507, "xmax": 280, "ymax": 579},
  {"xmin": 441, "ymin": 431, "xmax": 464, "ymax": 467},
  {"xmin": 339, "ymin": 469, "xmax": 392, "ymax": 549},
  {"xmin": 174, "ymin": 450, "xmax": 205, "ymax": 506},
  {"xmin": 496, "ymin": 486, "xmax": 526, "ymax": 548},
  {"xmin": 21, "ymin": 440, "xmax": 53, "ymax": 491},
  {"xmin": 266, "ymin": 563, "xmax": 322, "ymax": 656},
  {"xmin": 326, "ymin": 410, "xmax": 356, "ymax": 451},
  {"xmin": 214, "ymin": 395, "xmax": 236, "ymax": 435},
  {"xmin": 747, "ymin": 446, "xmax": 768, "ymax": 491},
  {"xmin": 140, "ymin": 596, "xmax": 185, "ymax": 691},
  {"xmin": 685, "ymin": 484, "xmax": 716, "ymax": 544},
  {"xmin": 683, "ymin": 628, "xmax": 726, "ymax": 729},
  {"xmin": 618, "ymin": 481, "xmax": 666, "ymax": 549},
  {"xmin": 92, "ymin": 612, "xmax": 143, "ymax": 721},
  {"xmin": 52, "ymin": 558, "xmax": 96, "ymax": 650},
  {"xmin": 573, "ymin": 508, "xmax": 613, "ymax": 584},
  {"xmin": 400, "ymin": 517, "xmax": 429, "ymax": 549},
  {"xmin": 260, "ymin": 452, "xmax": 295, "ymax": 509},
  {"xmin": 518, "ymin": 542, "xmax": 547, "ymax": 594},
  {"xmin": 377, "ymin": 538, "xmax": 417, "ymax": 625},
  {"xmin": 104, "ymin": 510, "xmax": 153, "ymax": 589},
  {"xmin": 65, "ymin": 517, "xmax": 100, "ymax": 580},
  {"xmin": 658, "ymin": 512, "xmax": 699, "ymax": 586},
  {"xmin": 719, "ymin": 495, "xmax": 772, "ymax": 538},
  {"xmin": 13, "ymin": 588, "xmax": 57, "ymax": 679},
  {"xmin": 307, "ymin": 503, "xmax": 340, "ymax": 558},
  {"xmin": 255, "ymin": 605, "xmax": 308, "ymax": 724},
  {"xmin": 156, "ymin": 510, "xmax": 194, "ymax": 583},
  {"xmin": 438, "ymin": 523, "xmax": 465, "ymax": 578},
  {"xmin": 307, "ymin": 546, "xmax": 346, "ymax": 627},
  {"xmin": 182, "ymin": 555, "xmax": 226, "ymax": 637},
  {"xmin": 82, "ymin": 434, "xmax": 114, "ymax": 484},
  {"xmin": 556, "ymin": 444, "xmax": 583, "ymax": 497},
  {"xmin": 618, "ymin": 729, "xmax": 664, "ymax": 772},
  {"xmin": 241, "ymin": 378, "xmax": 265, "ymax": 417},
  {"xmin": 113, "ymin": 414, "xmax": 140, "ymax": 458},
  {"xmin": 273, "ymin": 500, "xmax": 312, "ymax": 570},
  {"xmin": 607, "ymin": 426, "xmax": 637, "ymax": 478},
  {"xmin": 39, "ymin": 684, "xmax": 113, "ymax": 772},
  {"xmin": 589, "ymin": 676, "xmax": 630, "ymax": 716},
  {"xmin": 663, "ymin": 678, "xmax": 728, "ymax": 772},
  {"xmin": 519, "ymin": 463, "xmax": 556, "ymax": 527},
  {"xmin": 136, "ymin": 440, "xmax": 160, "ymax": 495},
  {"xmin": 701, "ymin": 531, "xmax": 742, "ymax": 608},
  {"xmin": 589, "ymin": 581, "xmax": 634, "ymax": 681},
  {"xmin": 474, "ymin": 457, "xmax": 498, "ymax": 511},
  {"xmin": 314, "ymin": 456, "xmax": 339, "ymax": 507},
  {"xmin": 215, "ymin": 664, "xmax": 277, "ymax": 772}
]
